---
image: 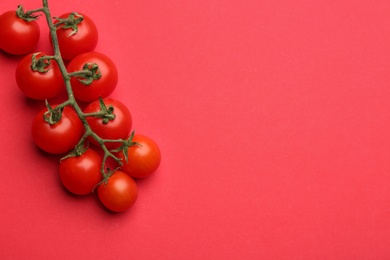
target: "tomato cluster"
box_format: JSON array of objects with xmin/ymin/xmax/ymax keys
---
[{"xmin": 1, "ymin": 5, "xmax": 161, "ymax": 213}]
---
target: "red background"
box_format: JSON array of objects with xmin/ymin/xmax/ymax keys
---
[{"xmin": 1, "ymin": 0, "xmax": 390, "ymax": 259}]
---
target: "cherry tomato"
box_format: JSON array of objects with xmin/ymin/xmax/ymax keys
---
[
  {"xmin": 31, "ymin": 106, "xmax": 84, "ymax": 154},
  {"xmin": 67, "ymin": 52, "xmax": 118, "ymax": 102},
  {"xmin": 118, "ymin": 134, "xmax": 161, "ymax": 179},
  {"xmin": 0, "ymin": 10, "xmax": 40, "ymax": 55},
  {"xmin": 59, "ymin": 148, "xmax": 103, "ymax": 195},
  {"xmin": 15, "ymin": 52, "xmax": 63, "ymax": 100},
  {"xmin": 84, "ymin": 98, "xmax": 132, "ymax": 149},
  {"xmin": 97, "ymin": 170, "xmax": 138, "ymax": 212},
  {"xmin": 53, "ymin": 12, "xmax": 98, "ymax": 60}
]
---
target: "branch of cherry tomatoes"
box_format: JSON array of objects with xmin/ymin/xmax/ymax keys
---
[{"xmin": 0, "ymin": 0, "xmax": 161, "ymax": 213}]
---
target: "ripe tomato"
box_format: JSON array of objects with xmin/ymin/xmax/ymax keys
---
[
  {"xmin": 53, "ymin": 12, "xmax": 98, "ymax": 60},
  {"xmin": 0, "ymin": 10, "xmax": 40, "ymax": 55},
  {"xmin": 15, "ymin": 52, "xmax": 63, "ymax": 100},
  {"xmin": 84, "ymin": 98, "xmax": 132, "ymax": 149},
  {"xmin": 59, "ymin": 148, "xmax": 103, "ymax": 195},
  {"xmin": 67, "ymin": 52, "xmax": 118, "ymax": 102},
  {"xmin": 97, "ymin": 170, "xmax": 138, "ymax": 212},
  {"xmin": 118, "ymin": 134, "xmax": 161, "ymax": 178},
  {"xmin": 31, "ymin": 106, "xmax": 84, "ymax": 154}
]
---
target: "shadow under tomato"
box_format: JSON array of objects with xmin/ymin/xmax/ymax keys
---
[{"xmin": 0, "ymin": 49, "xmax": 24, "ymax": 61}]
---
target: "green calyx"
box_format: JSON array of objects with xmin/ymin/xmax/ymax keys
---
[
  {"xmin": 54, "ymin": 12, "xmax": 84, "ymax": 37},
  {"xmin": 112, "ymin": 131, "xmax": 141, "ymax": 163},
  {"xmin": 78, "ymin": 63, "xmax": 102, "ymax": 85},
  {"xmin": 16, "ymin": 5, "xmax": 40, "ymax": 22},
  {"xmin": 99, "ymin": 97, "xmax": 116, "ymax": 124},
  {"xmin": 61, "ymin": 142, "xmax": 88, "ymax": 161},
  {"xmin": 43, "ymin": 100, "xmax": 63, "ymax": 125},
  {"xmin": 93, "ymin": 167, "xmax": 117, "ymax": 192},
  {"xmin": 30, "ymin": 53, "xmax": 52, "ymax": 73},
  {"xmin": 83, "ymin": 98, "xmax": 116, "ymax": 124}
]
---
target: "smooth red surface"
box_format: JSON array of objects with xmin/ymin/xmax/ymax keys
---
[{"xmin": 1, "ymin": 0, "xmax": 390, "ymax": 259}]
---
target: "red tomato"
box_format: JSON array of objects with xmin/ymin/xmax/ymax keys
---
[
  {"xmin": 31, "ymin": 106, "xmax": 84, "ymax": 154},
  {"xmin": 0, "ymin": 10, "xmax": 40, "ymax": 55},
  {"xmin": 59, "ymin": 148, "xmax": 103, "ymax": 195},
  {"xmin": 53, "ymin": 12, "xmax": 98, "ymax": 60},
  {"xmin": 67, "ymin": 52, "xmax": 118, "ymax": 102},
  {"xmin": 97, "ymin": 170, "xmax": 138, "ymax": 212},
  {"xmin": 84, "ymin": 98, "xmax": 132, "ymax": 149},
  {"xmin": 15, "ymin": 52, "xmax": 63, "ymax": 100},
  {"xmin": 118, "ymin": 134, "xmax": 161, "ymax": 178}
]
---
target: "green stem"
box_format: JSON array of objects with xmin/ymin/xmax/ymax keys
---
[
  {"xmin": 25, "ymin": 7, "xmax": 45, "ymax": 15},
  {"xmin": 38, "ymin": 0, "xmax": 125, "ymax": 175},
  {"xmin": 68, "ymin": 70, "xmax": 94, "ymax": 78},
  {"xmin": 74, "ymin": 132, "xmax": 91, "ymax": 149},
  {"xmin": 83, "ymin": 111, "xmax": 116, "ymax": 120},
  {"xmin": 54, "ymin": 99, "xmax": 72, "ymax": 110},
  {"xmin": 103, "ymin": 139, "xmax": 125, "ymax": 143},
  {"xmin": 39, "ymin": 55, "xmax": 56, "ymax": 60}
]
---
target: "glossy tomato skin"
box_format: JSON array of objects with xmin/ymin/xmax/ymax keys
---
[
  {"xmin": 118, "ymin": 134, "xmax": 161, "ymax": 179},
  {"xmin": 31, "ymin": 106, "xmax": 84, "ymax": 154},
  {"xmin": 97, "ymin": 170, "xmax": 138, "ymax": 212},
  {"xmin": 53, "ymin": 12, "xmax": 98, "ymax": 60},
  {"xmin": 84, "ymin": 98, "xmax": 132, "ymax": 149},
  {"xmin": 16, "ymin": 53, "xmax": 63, "ymax": 100},
  {"xmin": 0, "ymin": 11, "xmax": 40, "ymax": 55},
  {"xmin": 59, "ymin": 148, "xmax": 102, "ymax": 195},
  {"xmin": 67, "ymin": 52, "xmax": 118, "ymax": 102}
]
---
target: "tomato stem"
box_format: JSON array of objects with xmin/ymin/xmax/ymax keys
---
[
  {"xmin": 83, "ymin": 111, "xmax": 116, "ymax": 120},
  {"xmin": 43, "ymin": 100, "xmax": 63, "ymax": 125},
  {"xmin": 30, "ymin": 53, "xmax": 54, "ymax": 73},
  {"xmin": 68, "ymin": 63, "xmax": 102, "ymax": 85},
  {"xmin": 34, "ymin": 0, "xmax": 127, "ymax": 178},
  {"xmin": 53, "ymin": 12, "xmax": 84, "ymax": 37},
  {"xmin": 68, "ymin": 70, "xmax": 93, "ymax": 77},
  {"xmin": 18, "ymin": 5, "xmax": 42, "ymax": 21}
]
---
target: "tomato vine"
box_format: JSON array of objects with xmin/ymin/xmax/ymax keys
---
[
  {"xmin": 26, "ymin": 0, "xmax": 127, "ymax": 176},
  {"xmin": 1, "ymin": 0, "xmax": 161, "ymax": 212}
]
